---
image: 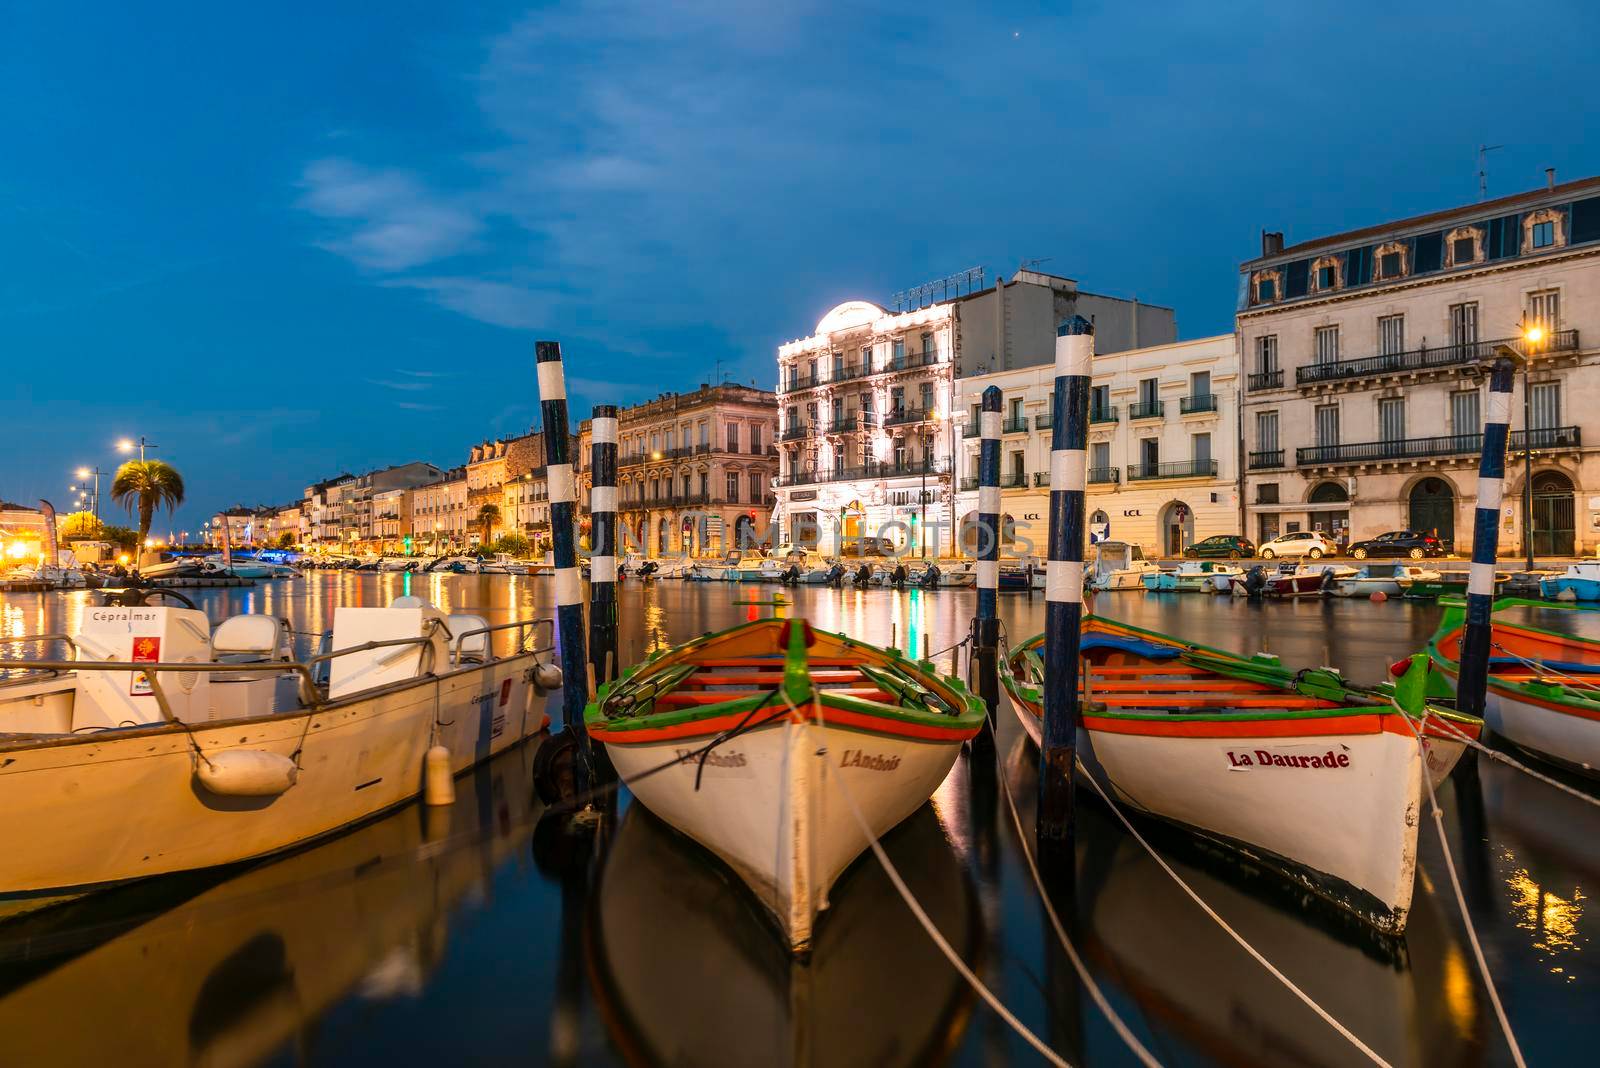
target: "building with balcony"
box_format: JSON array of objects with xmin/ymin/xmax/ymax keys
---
[
  {"xmin": 411, "ymin": 467, "xmax": 468, "ymax": 553},
  {"xmin": 953, "ymin": 334, "xmax": 1238, "ymax": 557},
  {"xmin": 776, "ymin": 270, "xmax": 1176, "ymax": 555},
  {"xmin": 581, "ymin": 383, "xmax": 778, "ymax": 556},
  {"xmin": 1240, "ymin": 174, "xmax": 1600, "ymax": 554}
]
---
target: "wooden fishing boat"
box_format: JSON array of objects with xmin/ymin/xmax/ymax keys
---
[
  {"xmin": 586, "ymin": 619, "xmax": 985, "ymax": 953},
  {"xmin": 1000, "ymin": 616, "xmax": 1482, "ymax": 934},
  {"xmin": 1326, "ymin": 565, "xmax": 1440, "ymax": 599},
  {"xmin": 1427, "ymin": 597, "xmax": 1600, "ymax": 778}
]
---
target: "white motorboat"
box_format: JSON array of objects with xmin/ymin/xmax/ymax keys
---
[
  {"xmin": 0, "ymin": 597, "xmax": 558, "ymax": 918},
  {"xmin": 1087, "ymin": 541, "xmax": 1159, "ymax": 591},
  {"xmin": 199, "ymin": 556, "xmax": 298, "ymax": 580},
  {"xmin": 1143, "ymin": 560, "xmax": 1243, "ymax": 593},
  {"xmin": 685, "ymin": 551, "xmax": 742, "ymax": 581},
  {"xmin": 1327, "ymin": 565, "xmax": 1441, "ymax": 598}
]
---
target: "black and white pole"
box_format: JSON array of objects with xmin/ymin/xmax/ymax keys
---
[
  {"xmin": 536, "ymin": 341, "xmax": 593, "ymax": 785},
  {"xmin": 1457, "ymin": 357, "xmax": 1515, "ymax": 719},
  {"xmin": 589, "ymin": 404, "xmax": 620, "ymax": 685},
  {"xmin": 1039, "ymin": 315, "xmax": 1093, "ymax": 844},
  {"xmin": 972, "ymin": 385, "xmax": 1003, "ymax": 719}
]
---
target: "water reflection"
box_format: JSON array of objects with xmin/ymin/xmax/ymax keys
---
[
  {"xmin": 588, "ymin": 801, "xmax": 980, "ymax": 1067},
  {"xmin": 0, "ymin": 742, "xmax": 540, "ymax": 1066}
]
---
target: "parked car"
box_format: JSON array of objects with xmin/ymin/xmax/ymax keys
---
[
  {"xmin": 1346, "ymin": 530, "xmax": 1447, "ymax": 560},
  {"xmin": 1183, "ymin": 534, "xmax": 1256, "ymax": 560},
  {"xmin": 1258, "ymin": 531, "xmax": 1339, "ymax": 560}
]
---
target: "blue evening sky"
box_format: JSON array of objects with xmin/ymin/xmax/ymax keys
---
[{"xmin": 4, "ymin": 1, "xmax": 1597, "ymax": 533}]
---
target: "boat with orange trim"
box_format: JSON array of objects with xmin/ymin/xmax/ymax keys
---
[
  {"xmin": 1427, "ymin": 596, "xmax": 1600, "ymax": 778},
  {"xmin": 585, "ymin": 618, "xmax": 984, "ymax": 953},
  {"xmin": 1000, "ymin": 616, "xmax": 1481, "ymax": 935}
]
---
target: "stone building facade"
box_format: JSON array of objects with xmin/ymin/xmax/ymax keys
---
[
  {"xmin": 1239, "ymin": 174, "xmax": 1600, "ymax": 556},
  {"xmin": 411, "ymin": 467, "xmax": 469, "ymax": 552},
  {"xmin": 953, "ymin": 334, "xmax": 1239, "ymax": 558}
]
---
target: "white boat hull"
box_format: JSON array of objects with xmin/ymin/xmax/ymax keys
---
[
  {"xmin": 1486, "ymin": 684, "xmax": 1600, "ymax": 777},
  {"xmin": 0, "ymin": 656, "xmax": 550, "ymax": 906},
  {"xmin": 605, "ymin": 716, "xmax": 964, "ymax": 951},
  {"xmin": 1005, "ymin": 686, "xmax": 1422, "ymax": 932}
]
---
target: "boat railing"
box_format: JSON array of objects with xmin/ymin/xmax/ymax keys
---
[
  {"xmin": 0, "ymin": 615, "xmax": 556, "ymax": 721},
  {"xmin": 436, "ymin": 617, "xmax": 555, "ymax": 666}
]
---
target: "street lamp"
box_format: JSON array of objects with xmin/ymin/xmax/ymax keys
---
[
  {"xmin": 1492, "ymin": 320, "xmax": 1547, "ymax": 572},
  {"xmin": 74, "ymin": 466, "xmax": 104, "ymax": 518},
  {"xmin": 116, "ymin": 436, "xmax": 158, "ymax": 461}
]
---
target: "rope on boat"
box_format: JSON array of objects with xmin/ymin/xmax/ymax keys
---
[
  {"xmin": 797, "ymin": 705, "xmax": 1073, "ymax": 1068},
  {"xmin": 990, "ymin": 744, "xmax": 1164, "ymax": 1068},
  {"xmin": 1422, "ymin": 712, "xmax": 1600, "ymax": 808},
  {"xmin": 1395, "ymin": 705, "xmax": 1528, "ymax": 1068},
  {"xmin": 1076, "ymin": 761, "xmax": 1395, "ymax": 1068},
  {"xmin": 1488, "ymin": 639, "xmax": 1600, "ymax": 691}
]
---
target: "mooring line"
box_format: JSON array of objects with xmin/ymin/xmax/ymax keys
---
[
  {"xmin": 1397, "ymin": 707, "xmax": 1527, "ymax": 1068},
  {"xmin": 990, "ymin": 741, "xmax": 1165, "ymax": 1068},
  {"xmin": 1076, "ymin": 760, "xmax": 1394, "ymax": 1068},
  {"xmin": 1423, "ymin": 711, "xmax": 1600, "ymax": 807}
]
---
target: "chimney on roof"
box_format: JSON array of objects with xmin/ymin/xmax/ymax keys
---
[
  {"xmin": 1261, "ymin": 230, "xmax": 1284, "ymax": 257},
  {"xmin": 1546, "ymin": 167, "xmax": 1556, "ymax": 190}
]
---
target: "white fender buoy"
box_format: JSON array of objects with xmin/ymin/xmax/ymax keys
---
[
  {"xmin": 533, "ymin": 662, "xmax": 564, "ymax": 692},
  {"xmin": 525, "ymin": 676, "xmax": 551, "ymax": 733},
  {"xmin": 1370, "ymin": 590, "xmax": 1388, "ymax": 603},
  {"xmin": 1557, "ymin": 586, "xmax": 1579, "ymax": 603},
  {"xmin": 424, "ymin": 744, "xmax": 455, "ymax": 806},
  {"xmin": 196, "ymin": 750, "xmax": 298, "ymax": 797}
]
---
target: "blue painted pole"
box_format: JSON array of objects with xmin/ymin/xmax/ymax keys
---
[
  {"xmin": 536, "ymin": 341, "xmax": 592, "ymax": 788},
  {"xmin": 1457, "ymin": 357, "xmax": 1516, "ymax": 719},
  {"xmin": 1039, "ymin": 315, "xmax": 1093, "ymax": 844},
  {"xmin": 589, "ymin": 405, "xmax": 619, "ymax": 685},
  {"xmin": 972, "ymin": 385, "xmax": 1004, "ymax": 719}
]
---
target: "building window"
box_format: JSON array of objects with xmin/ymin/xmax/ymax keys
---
[
  {"xmin": 750, "ymin": 474, "xmax": 763, "ymax": 501},
  {"xmin": 726, "ymin": 472, "xmax": 740, "ymax": 501},
  {"xmin": 1316, "ymin": 264, "xmax": 1335, "ymax": 289},
  {"xmin": 1451, "ymin": 390, "xmax": 1480, "ymax": 436},
  {"xmin": 1452, "ymin": 235, "xmax": 1476, "ymax": 265},
  {"xmin": 919, "ymin": 382, "xmax": 934, "ymax": 413},
  {"xmin": 892, "ymin": 338, "xmax": 905, "ymax": 363},
  {"xmin": 1450, "ymin": 302, "xmax": 1479, "ymax": 353},
  {"xmin": 1522, "ymin": 208, "xmax": 1566, "ymax": 254},
  {"xmin": 806, "ymin": 358, "xmax": 817, "ymax": 382},
  {"xmin": 1528, "ymin": 289, "xmax": 1560, "ymax": 332},
  {"xmin": 1255, "ymin": 335, "xmax": 1278, "ymax": 373},
  {"xmin": 1008, "ymin": 396, "xmax": 1023, "ymax": 421},
  {"xmin": 1530, "ymin": 381, "xmax": 1562, "ymax": 429},
  {"xmin": 1090, "ymin": 384, "xmax": 1111, "ymax": 417},
  {"xmin": 1139, "ymin": 377, "xmax": 1159, "ymax": 406},
  {"xmin": 1315, "ymin": 404, "xmax": 1340, "ymax": 447},
  {"xmin": 894, "ymin": 440, "xmax": 907, "ymax": 469},
  {"xmin": 1192, "ymin": 432, "xmax": 1212, "ymax": 466},
  {"xmin": 1255, "ymin": 275, "xmax": 1276, "ymax": 303},
  {"xmin": 1314, "ymin": 325, "xmax": 1340, "ymax": 365},
  {"xmin": 1257, "ymin": 411, "xmax": 1279, "ymax": 453},
  {"xmin": 1257, "ymin": 482, "xmax": 1280, "ymax": 504},
  {"xmin": 1090, "ymin": 441, "xmax": 1110, "ymax": 472},
  {"xmin": 861, "ymin": 345, "xmax": 873, "ymax": 373},
  {"xmin": 1374, "ymin": 242, "xmax": 1407, "ymax": 281},
  {"xmin": 1378, "ymin": 314, "xmax": 1405, "ymax": 356},
  {"xmin": 1190, "ymin": 370, "xmax": 1211, "ymax": 399},
  {"xmin": 1009, "ymin": 451, "xmax": 1025, "ymax": 481},
  {"xmin": 727, "ymin": 424, "xmax": 739, "ymax": 452},
  {"xmin": 921, "ymin": 331, "xmax": 934, "ymax": 355},
  {"xmin": 1532, "ymin": 220, "xmax": 1555, "ymax": 248},
  {"xmin": 750, "ymin": 425, "xmax": 762, "ymax": 453},
  {"xmin": 1379, "ymin": 397, "xmax": 1406, "ymax": 442}
]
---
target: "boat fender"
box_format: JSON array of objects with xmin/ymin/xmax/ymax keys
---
[
  {"xmin": 524, "ymin": 672, "xmax": 552, "ymax": 731},
  {"xmin": 196, "ymin": 749, "xmax": 298, "ymax": 797},
  {"xmin": 1558, "ymin": 587, "xmax": 1579, "ymax": 602},
  {"xmin": 424, "ymin": 745, "xmax": 455, "ymax": 806},
  {"xmin": 533, "ymin": 662, "xmax": 564, "ymax": 692},
  {"xmin": 1370, "ymin": 590, "xmax": 1388, "ymax": 603}
]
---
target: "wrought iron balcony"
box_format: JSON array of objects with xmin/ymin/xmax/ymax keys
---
[
  {"xmin": 1002, "ymin": 416, "xmax": 1030, "ymax": 434},
  {"xmin": 1297, "ymin": 425, "xmax": 1580, "ymax": 467},
  {"xmin": 962, "ymin": 423, "xmax": 980, "ymax": 438},
  {"xmin": 1089, "ymin": 467, "xmax": 1120, "ymax": 485},
  {"xmin": 783, "ymin": 373, "xmax": 820, "ymax": 392},
  {"xmin": 1128, "ymin": 400, "xmax": 1164, "ymax": 420},
  {"xmin": 1035, "ymin": 412, "xmax": 1053, "ymax": 430},
  {"xmin": 959, "ymin": 476, "xmax": 977, "ymax": 491},
  {"xmin": 883, "ymin": 407, "xmax": 930, "ymax": 426},
  {"xmin": 999, "ymin": 472, "xmax": 1028, "ymax": 488},
  {"xmin": 1296, "ymin": 330, "xmax": 1579, "ymax": 387},
  {"xmin": 1127, "ymin": 459, "xmax": 1218, "ymax": 481},
  {"xmin": 1180, "ymin": 393, "xmax": 1218, "ymax": 414},
  {"xmin": 1090, "ymin": 406, "xmax": 1118, "ymax": 424},
  {"xmin": 1248, "ymin": 449, "xmax": 1285, "ymax": 469},
  {"xmin": 1248, "ymin": 369, "xmax": 1284, "ymax": 391},
  {"xmin": 826, "ymin": 416, "xmax": 859, "ymax": 434},
  {"xmin": 779, "ymin": 458, "xmax": 950, "ymax": 488},
  {"xmin": 779, "ymin": 425, "xmax": 811, "ymax": 442}
]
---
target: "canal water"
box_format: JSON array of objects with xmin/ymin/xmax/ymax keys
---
[{"xmin": 0, "ymin": 574, "xmax": 1592, "ymax": 1066}]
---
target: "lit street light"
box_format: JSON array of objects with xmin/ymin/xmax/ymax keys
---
[
  {"xmin": 1491, "ymin": 320, "xmax": 1549, "ymax": 571},
  {"xmin": 73, "ymin": 466, "xmax": 104, "ymax": 518},
  {"xmin": 116, "ymin": 436, "xmax": 159, "ymax": 461}
]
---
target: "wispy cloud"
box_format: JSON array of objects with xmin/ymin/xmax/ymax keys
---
[
  {"xmin": 395, "ymin": 401, "xmax": 443, "ymax": 411},
  {"xmin": 299, "ymin": 158, "xmax": 483, "ymax": 271},
  {"xmin": 364, "ymin": 377, "xmax": 431, "ymax": 392}
]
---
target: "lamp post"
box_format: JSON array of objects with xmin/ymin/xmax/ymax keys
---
[
  {"xmin": 116, "ymin": 436, "xmax": 158, "ymax": 462},
  {"xmin": 74, "ymin": 466, "xmax": 104, "ymax": 519},
  {"xmin": 1493, "ymin": 321, "xmax": 1546, "ymax": 571}
]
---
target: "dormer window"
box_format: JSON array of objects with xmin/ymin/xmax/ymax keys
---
[
  {"xmin": 1317, "ymin": 265, "xmax": 1335, "ymax": 289},
  {"xmin": 1253, "ymin": 269, "xmax": 1281, "ymax": 304},
  {"xmin": 1311, "ymin": 255, "xmax": 1342, "ymax": 293},
  {"xmin": 1373, "ymin": 241, "xmax": 1408, "ymax": 282},
  {"xmin": 1445, "ymin": 226, "xmax": 1483, "ymax": 268},
  {"xmin": 1523, "ymin": 207, "xmax": 1565, "ymax": 252}
]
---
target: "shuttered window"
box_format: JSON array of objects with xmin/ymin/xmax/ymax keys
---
[
  {"xmin": 1315, "ymin": 326, "xmax": 1340, "ymax": 365},
  {"xmin": 1451, "ymin": 390, "xmax": 1480, "ymax": 436},
  {"xmin": 1530, "ymin": 382, "xmax": 1561, "ymax": 429},
  {"xmin": 1450, "ymin": 302, "xmax": 1479, "ymax": 349},
  {"xmin": 1528, "ymin": 289, "xmax": 1560, "ymax": 331},
  {"xmin": 1256, "ymin": 411, "xmax": 1279, "ymax": 452},
  {"xmin": 1315, "ymin": 405, "xmax": 1340, "ymax": 447},
  {"xmin": 1379, "ymin": 398, "xmax": 1405, "ymax": 442},
  {"xmin": 1378, "ymin": 315, "xmax": 1405, "ymax": 356}
]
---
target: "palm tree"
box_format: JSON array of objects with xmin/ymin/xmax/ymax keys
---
[
  {"xmin": 110, "ymin": 460, "xmax": 185, "ymax": 565},
  {"xmin": 476, "ymin": 503, "xmax": 500, "ymax": 549}
]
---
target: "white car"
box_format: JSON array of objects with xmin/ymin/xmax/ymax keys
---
[{"xmin": 1258, "ymin": 531, "xmax": 1339, "ymax": 560}]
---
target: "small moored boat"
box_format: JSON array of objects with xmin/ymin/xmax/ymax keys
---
[
  {"xmin": 1000, "ymin": 616, "xmax": 1481, "ymax": 934},
  {"xmin": 1327, "ymin": 565, "xmax": 1441, "ymax": 599},
  {"xmin": 586, "ymin": 619, "xmax": 984, "ymax": 952},
  {"xmin": 1539, "ymin": 563, "xmax": 1600, "ymax": 602}
]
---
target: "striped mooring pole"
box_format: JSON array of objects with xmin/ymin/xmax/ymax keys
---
[
  {"xmin": 1457, "ymin": 357, "xmax": 1516, "ymax": 719},
  {"xmin": 1039, "ymin": 315, "xmax": 1093, "ymax": 844},
  {"xmin": 971, "ymin": 385, "xmax": 1003, "ymax": 719},
  {"xmin": 589, "ymin": 405, "xmax": 620, "ymax": 685},
  {"xmin": 535, "ymin": 341, "xmax": 593, "ymax": 788}
]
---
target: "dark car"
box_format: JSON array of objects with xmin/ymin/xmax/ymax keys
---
[
  {"xmin": 1183, "ymin": 534, "xmax": 1256, "ymax": 560},
  {"xmin": 1347, "ymin": 530, "xmax": 1447, "ymax": 560}
]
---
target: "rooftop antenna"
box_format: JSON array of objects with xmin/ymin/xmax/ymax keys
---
[
  {"xmin": 1019, "ymin": 257, "xmax": 1053, "ymax": 273},
  {"xmin": 1477, "ymin": 143, "xmax": 1503, "ymax": 201}
]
